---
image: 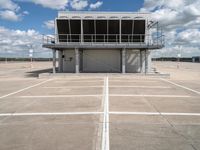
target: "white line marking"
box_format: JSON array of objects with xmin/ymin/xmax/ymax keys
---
[
  {"xmin": 109, "ymin": 86, "xmax": 171, "ymax": 89},
  {"xmin": 42, "ymin": 86, "xmax": 103, "ymax": 89},
  {"xmin": 55, "ymin": 77, "xmax": 103, "ymax": 80},
  {"xmin": 110, "ymin": 94, "xmax": 191, "ymax": 98},
  {"xmin": 1, "ymin": 112, "xmax": 200, "ymax": 117},
  {"xmin": 19, "ymin": 95, "xmax": 102, "ymax": 98},
  {"xmin": 102, "ymin": 77, "xmax": 106, "ymax": 150},
  {"xmin": 54, "ymin": 80, "xmax": 103, "ymax": 83},
  {"xmin": 102, "ymin": 76, "xmax": 109, "ymax": 150},
  {"xmin": 161, "ymin": 78, "xmax": 200, "ymax": 95},
  {"xmin": 0, "ymin": 79, "xmax": 53, "ymax": 99},
  {"xmin": 0, "ymin": 112, "xmax": 103, "ymax": 117},
  {"xmin": 110, "ymin": 112, "xmax": 200, "ymax": 116},
  {"xmin": 42, "ymin": 86, "xmax": 170, "ymax": 89},
  {"xmin": 109, "ymin": 80, "xmax": 158, "ymax": 83}
]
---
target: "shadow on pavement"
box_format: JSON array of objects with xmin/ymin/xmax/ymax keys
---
[{"xmin": 25, "ymin": 68, "xmax": 52, "ymax": 78}]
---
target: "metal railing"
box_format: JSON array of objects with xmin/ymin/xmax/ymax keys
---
[{"xmin": 43, "ymin": 34, "xmax": 164, "ymax": 46}]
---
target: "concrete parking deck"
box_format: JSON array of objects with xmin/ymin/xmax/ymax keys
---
[{"xmin": 0, "ymin": 61, "xmax": 200, "ymax": 150}]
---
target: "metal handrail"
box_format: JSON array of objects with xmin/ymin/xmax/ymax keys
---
[{"xmin": 43, "ymin": 34, "xmax": 164, "ymax": 46}]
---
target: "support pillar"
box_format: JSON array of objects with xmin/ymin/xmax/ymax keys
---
[
  {"xmin": 52, "ymin": 49, "xmax": 56, "ymax": 74},
  {"xmin": 75, "ymin": 48, "xmax": 79, "ymax": 73},
  {"xmin": 58, "ymin": 50, "xmax": 63, "ymax": 73},
  {"xmin": 140, "ymin": 50, "xmax": 143, "ymax": 73},
  {"xmin": 145, "ymin": 49, "xmax": 148, "ymax": 74},
  {"xmin": 122, "ymin": 48, "xmax": 126, "ymax": 74}
]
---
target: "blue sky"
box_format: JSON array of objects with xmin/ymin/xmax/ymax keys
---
[
  {"xmin": 0, "ymin": 0, "xmax": 144, "ymax": 34},
  {"xmin": 0, "ymin": 0, "xmax": 200, "ymax": 58}
]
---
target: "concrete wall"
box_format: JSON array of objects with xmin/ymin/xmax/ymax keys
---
[
  {"xmin": 59, "ymin": 49, "xmax": 151, "ymax": 73},
  {"xmin": 126, "ymin": 50, "xmax": 140, "ymax": 73}
]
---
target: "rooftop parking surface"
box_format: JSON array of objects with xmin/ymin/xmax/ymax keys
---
[{"xmin": 0, "ymin": 61, "xmax": 200, "ymax": 150}]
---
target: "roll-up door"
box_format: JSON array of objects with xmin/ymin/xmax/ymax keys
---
[{"xmin": 82, "ymin": 50, "xmax": 121, "ymax": 73}]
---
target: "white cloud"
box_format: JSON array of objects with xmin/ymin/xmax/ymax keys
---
[
  {"xmin": 23, "ymin": 11, "xmax": 29, "ymax": 15},
  {"xmin": 141, "ymin": 0, "xmax": 200, "ymax": 57},
  {"xmin": 90, "ymin": 1, "xmax": 103, "ymax": 10},
  {"xmin": 16, "ymin": 0, "xmax": 96, "ymax": 10},
  {"xmin": 0, "ymin": 0, "xmax": 20, "ymax": 11},
  {"xmin": 19, "ymin": 0, "xmax": 69, "ymax": 10},
  {"xmin": 0, "ymin": 26, "xmax": 51, "ymax": 58},
  {"xmin": 141, "ymin": 0, "xmax": 200, "ymax": 30},
  {"xmin": 0, "ymin": 10, "xmax": 21, "ymax": 21},
  {"xmin": 44, "ymin": 20, "xmax": 55, "ymax": 29},
  {"xmin": 176, "ymin": 29, "xmax": 200, "ymax": 46},
  {"xmin": 70, "ymin": 0, "xmax": 88, "ymax": 10},
  {"xmin": 0, "ymin": 0, "xmax": 29, "ymax": 21}
]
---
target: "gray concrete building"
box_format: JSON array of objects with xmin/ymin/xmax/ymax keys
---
[{"xmin": 43, "ymin": 11, "xmax": 164, "ymax": 73}]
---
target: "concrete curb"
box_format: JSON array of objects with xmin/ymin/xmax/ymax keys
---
[{"xmin": 38, "ymin": 72, "xmax": 170, "ymax": 79}]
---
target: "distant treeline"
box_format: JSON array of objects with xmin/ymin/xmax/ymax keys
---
[
  {"xmin": 152, "ymin": 57, "xmax": 200, "ymax": 62},
  {"xmin": 0, "ymin": 57, "xmax": 53, "ymax": 61}
]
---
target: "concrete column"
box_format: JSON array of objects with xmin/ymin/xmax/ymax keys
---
[
  {"xmin": 122, "ymin": 48, "xmax": 126, "ymax": 74},
  {"xmin": 75, "ymin": 48, "xmax": 79, "ymax": 73},
  {"xmin": 145, "ymin": 49, "xmax": 148, "ymax": 74},
  {"xmin": 58, "ymin": 50, "xmax": 63, "ymax": 73},
  {"xmin": 140, "ymin": 50, "xmax": 143, "ymax": 73},
  {"xmin": 147, "ymin": 50, "xmax": 151, "ymax": 73},
  {"xmin": 52, "ymin": 49, "xmax": 56, "ymax": 74},
  {"xmin": 140, "ymin": 50, "xmax": 145, "ymax": 73}
]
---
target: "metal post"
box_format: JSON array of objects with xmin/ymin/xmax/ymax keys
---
[
  {"xmin": 119, "ymin": 19, "xmax": 121, "ymax": 43},
  {"xmin": 94, "ymin": 20, "xmax": 96, "ymax": 43},
  {"xmin": 157, "ymin": 22, "xmax": 159, "ymax": 46},
  {"xmin": 107, "ymin": 20, "xmax": 109, "ymax": 43},
  {"xmin": 52, "ymin": 49, "xmax": 56, "ymax": 74},
  {"xmin": 122, "ymin": 48, "xmax": 126, "ymax": 74},
  {"xmin": 81, "ymin": 19, "xmax": 83, "ymax": 43},
  {"xmin": 75, "ymin": 48, "xmax": 79, "ymax": 73}
]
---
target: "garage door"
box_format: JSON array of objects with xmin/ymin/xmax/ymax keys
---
[{"xmin": 82, "ymin": 50, "xmax": 121, "ymax": 73}]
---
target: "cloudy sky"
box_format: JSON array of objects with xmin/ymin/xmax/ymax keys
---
[{"xmin": 0, "ymin": 0, "xmax": 200, "ymax": 58}]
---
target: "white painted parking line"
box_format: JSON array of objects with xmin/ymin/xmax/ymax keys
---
[
  {"xmin": 109, "ymin": 86, "xmax": 171, "ymax": 89},
  {"xmin": 0, "ymin": 112, "xmax": 103, "ymax": 117},
  {"xmin": 102, "ymin": 76, "xmax": 109, "ymax": 150},
  {"xmin": 109, "ymin": 80, "xmax": 158, "ymax": 83},
  {"xmin": 161, "ymin": 78, "xmax": 200, "ymax": 95},
  {"xmin": 110, "ymin": 94, "xmax": 191, "ymax": 98},
  {"xmin": 19, "ymin": 95, "xmax": 102, "ymax": 98},
  {"xmin": 110, "ymin": 112, "xmax": 200, "ymax": 116},
  {"xmin": 1, "ymin": 111, "xmax": 200, "ymax": 117},
  {"xmin": 54, "ymin": 80, "xmax": 103, "ymax": 83},
  {"xmin": 42, "ymin": 86, "xmax": 103, "ymax": 89},
  {"xmin": 0, "ymin": 79, "xmax": 53, "ymax": 99}
]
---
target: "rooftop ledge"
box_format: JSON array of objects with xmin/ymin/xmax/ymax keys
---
[
  {"xmin": 42, "ymin": 43, "xmax": 164, "ymax": 50},
  {"xmin": 58, "ymin": 11, "xmax": 151, "ymax": 19}
]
